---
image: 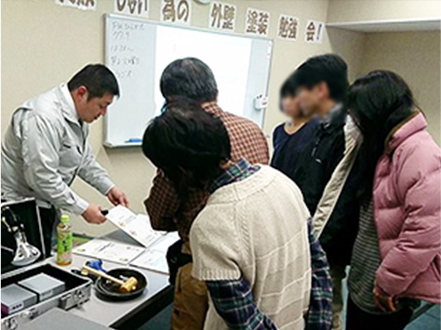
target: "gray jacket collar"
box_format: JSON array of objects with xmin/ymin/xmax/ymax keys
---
[{"xmin": 57, "ymin": 83, "xmax": 81, "ymax": 126}]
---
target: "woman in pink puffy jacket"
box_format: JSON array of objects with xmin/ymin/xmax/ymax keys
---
[{"xmin": 345, "ymin": 70, "xmax": 440, "ymax": 330}]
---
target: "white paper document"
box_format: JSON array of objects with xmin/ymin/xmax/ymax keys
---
[
  {"xmin": 130, "ymin": 249, "xmax": 168, "ymax": 274},
  {"xmin": 73, "ymin": 239, "xmax": 145, "ymax": 264},
  {"xmin": 106, "ymin": 206, "xmax": 165, "ymax": 248},
  {"xmin": 150, "ymin": 232, "xmax": 180, "ymax": 254},
  {"xmin": 130, "ymin": 232, "xmax": 180, "ymax": 274}
]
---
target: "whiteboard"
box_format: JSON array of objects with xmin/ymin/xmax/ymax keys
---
[{"xmin": 104, "ymin": 14, "xmax": 273, "ymax": 148}]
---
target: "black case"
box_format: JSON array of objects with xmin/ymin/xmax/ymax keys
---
[{"xmin": 1, "ymin": 198, "xmax": 47, "ymax": 273}]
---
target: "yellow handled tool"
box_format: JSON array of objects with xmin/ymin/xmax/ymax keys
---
[{"xmin": 82, "ymin": 265, "xmax": 138, "ymax": 293}]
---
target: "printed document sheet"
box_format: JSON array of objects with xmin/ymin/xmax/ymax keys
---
[{"xmin": 106, "ymin": 205, "xmax": 165, "ymax": 248}]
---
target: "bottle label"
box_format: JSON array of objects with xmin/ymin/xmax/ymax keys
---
[{"xmin": 57, "ymin": 229, "xmax": 73, "ymax": 264}]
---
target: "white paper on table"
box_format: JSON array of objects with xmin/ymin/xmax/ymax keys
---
[
  {"xmin": 73, "ymin": 239, "xmax": 145, "ymax": 264},
  {"xmin": 106, "ymin": 206, "xmax": 165, "ymax": 248},
  {"xmin": 149, "ymin": 232, "xmax": 180, "ymax": 254},
  {"xmin": 130, "ymin": 249, "xmax": 169, "ymax": 274},
  {"xmin": 130, "ymin": 232, "xmax": 180, "ymax": 274}
]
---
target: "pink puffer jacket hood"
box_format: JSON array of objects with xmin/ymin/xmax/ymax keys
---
[{"xmin": 374, "ymin": 112, "xmax": 441, "ymax": 304}]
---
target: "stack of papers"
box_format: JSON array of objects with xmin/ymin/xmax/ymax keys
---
[
  {"xmin": 73, "ymin": 206, "xmax": 180, "ymax": 273},
  {"xmin": 73, "ymin": 239, "xmax": 145, "ymax": 264}
]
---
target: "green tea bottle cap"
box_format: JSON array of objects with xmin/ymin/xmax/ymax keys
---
[{"xmin": 60, "ymin": 214, "xmax": 70, "ymax": 223}]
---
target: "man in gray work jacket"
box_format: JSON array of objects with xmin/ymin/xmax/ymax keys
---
[{"xmin": 1, "ymin": 64, "xmax": 129, "ymax": 251}]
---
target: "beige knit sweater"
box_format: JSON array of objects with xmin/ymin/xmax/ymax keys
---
[{"xmin": 190, "ymin": 166, "xmax": 311, "ymax": 330}]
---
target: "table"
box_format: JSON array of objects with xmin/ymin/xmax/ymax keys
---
[{"xmin": 51, "ymin": 230, "xmax": 173, "ymax": 330}]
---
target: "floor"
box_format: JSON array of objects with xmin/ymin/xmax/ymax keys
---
[
  {"xmin": 138, "ymin": 302, "xmax": 440, "ymax": 330},
  {"xmin": 406, "ymin": 304, "xmax": 441, "ymax": 330},
  {"xmin": 138, "ymin": 275, "xmax": 440, "ymax": 330}
]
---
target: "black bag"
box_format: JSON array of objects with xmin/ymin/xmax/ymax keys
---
[{"xmin": 166, "ymin": 239, "xmax": 192, "ymax": 285}]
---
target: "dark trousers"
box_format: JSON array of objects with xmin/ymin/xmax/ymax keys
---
[
  {"xmin": 38, "ymin": 206, "xmax": 59, "ymax": 257},
  {"xmin": 346, "ymin": 296, "xmax": 413, "ymax": 330}
]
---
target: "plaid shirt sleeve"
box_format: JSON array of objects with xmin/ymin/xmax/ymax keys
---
[
  {"xmin": 206, "ymin": 279, "xmax": 277, "ymax": 330},
  {"xmin": 144, "ymin": 170, "xmax": 209, "ymax": 237},
  {"xmin": 306, "ymin": 218, "xmax": 333, "ymax": 330},
  {"xmin": 144, "ymin": 171, "xmax": 180, "ymax": 232}
]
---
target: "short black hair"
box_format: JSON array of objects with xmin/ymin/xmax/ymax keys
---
[
  {"xmin": 279, "ymin": 74, "xmax": 298, "ymax": 111},
  {"xmin": 68, "ymin": 64, "xmax": 119, "ymax": 99},
  {"xmin": 142, "ymin": 97, "xmax": 230, "ymax": 193},
  {"xmin": 280, "ymin": 74, "xmax": 298, "ymax": 98},
  {"xmin": 160, "ymin": 58, "xmax": 218, "ymax": 103},
  {"xmin": 294, "ymin": 54, "xmax": 348, "ymax": 102}
]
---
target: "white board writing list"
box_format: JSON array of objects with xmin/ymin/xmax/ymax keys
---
[
  {"xmin": 104, "ymin": 15, "xmax": 272, "ymax": 147},
  {"xmin": 105, "ymin": 18, "xmax": 157, "ymax": 146}
]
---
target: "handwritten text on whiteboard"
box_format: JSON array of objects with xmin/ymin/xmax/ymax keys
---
[{"xmin": 108, "ymin": 21, "xmax": 145, "ymax": 80}]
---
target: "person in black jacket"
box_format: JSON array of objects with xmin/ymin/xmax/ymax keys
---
[{"xmin": 292, "ymin": 54, "xmax": 360, "ymax": 330}]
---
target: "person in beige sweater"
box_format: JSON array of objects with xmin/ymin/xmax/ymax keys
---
[{"xmin": 142, "ymin": 97, "xmax": 312, "ymax": 329}]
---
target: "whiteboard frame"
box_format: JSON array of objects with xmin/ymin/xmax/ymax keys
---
[{"xmin": 104, "ymin": 14, "xmax": 273, "ymax": 148}]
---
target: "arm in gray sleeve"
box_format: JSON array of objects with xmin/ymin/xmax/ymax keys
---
[
  {"xmin": 21, "ymin": 112, "xmax": 89, "ymax": 215},
  {"xmin": 77, "ymin": 142, "xmax": 115, "ymax": 196}
]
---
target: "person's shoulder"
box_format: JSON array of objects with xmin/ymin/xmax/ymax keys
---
[
  {"xmin": 268, "ymin": 166, "xmax": 302, "ymax": 190},
  {"xmin": 190, "ymin": 200, "xmax": 235, "ymax": 240},
  {"xmin": 274, "ymin": 122, "xmax": 285, "ymax": 133},
  {"xmin": 299, "ymin": 118, "xmax": 319, "ymax": 137},
  {"xmin": 259, "ymin": 166, "xmax": 310, "ymax": 213},
  {"xmin": 220, "ymin": 108, "xmax": 261, "ymax": 131},
  {"xmin": 396, "ymin": 130, "xmax": 441, "ymax": 171},
  {"xmin": 272, "ymin": 122, "xmax": 285, "ymax": 138},
  {"xmin": 275, "ymin": 122, "xmax": 285, "ymax": 130},
  {"xmin": 307, "ymin": 117, "xmax": 320, "ymax": 129},
  {"xmin": 23, "ymin": 87, "xmax": 63, "ymax": 123},
  {"xmin": 250, "ymin": 166, "xmax": 302, "ymax": 197},
  {"xmin": 393, "ymin": 130, "xmax": 441, "ymax": 196},
  {"xmin": 326, "ymin": 119, "xmax": 345, "ymax": 145}
]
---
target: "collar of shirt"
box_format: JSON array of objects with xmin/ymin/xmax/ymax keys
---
[
  {"xmin": 321, "ymin": 103, "xmax": 343, "ymax": 129},
  {"xmin": 59, "ymin": 83, "xmax": 81, "ymax": 126},
  {"xmin": 201, "ymin": 101, "xmax": 224, "ymax": 117},
  {"xmin": 209, "ymin": 158, "xmax": 259, "ymax": 193}
]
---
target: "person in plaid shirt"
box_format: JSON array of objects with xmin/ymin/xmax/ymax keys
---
[
  {"xmin": 143, "ymin": 99, "xmax": 333, "ymax": 329},
  {"xmin": 144, "ymin": 58, "xmax": 269, "ymax": 329}
]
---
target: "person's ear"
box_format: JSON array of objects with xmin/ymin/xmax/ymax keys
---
[
  {"xmin": 76, "ymin": 86, "xmax": 88, "ymax": 100},
  {"xmin": 316, "ymin": 82, "xmax": 328, "ymax": 100}
]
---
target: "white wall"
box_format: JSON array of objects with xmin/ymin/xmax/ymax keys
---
[
  {"xmin": 360, "ymin": 31, "xmax": 440, "ymax": 144},
  {"xmin": 327, "ymin": 0, "xmax": 441, "ymax": 23}
]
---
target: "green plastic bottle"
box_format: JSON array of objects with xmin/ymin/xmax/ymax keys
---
[{"xmin": 56, "ymin": 214, "xmax": 73, "ymax": 266}]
